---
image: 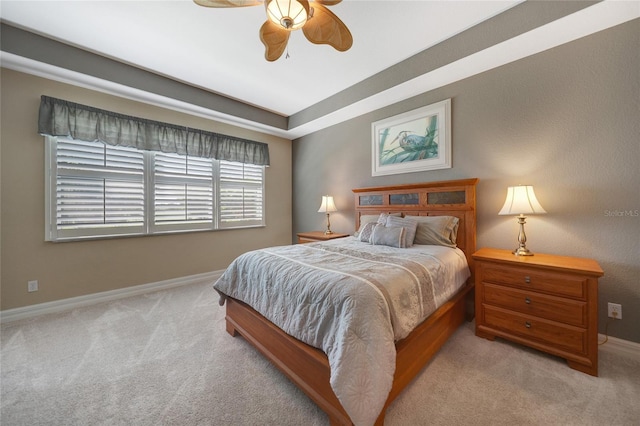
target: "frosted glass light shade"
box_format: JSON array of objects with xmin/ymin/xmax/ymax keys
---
[{"xmin": 266, "ymin": 0, "xmax": 308, "ymax": 30}]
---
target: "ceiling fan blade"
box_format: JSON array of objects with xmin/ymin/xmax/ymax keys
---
[
  {"xmin": 302, "ymin": 3, "xmax": 352, "ymax": 52},
  {"xmin": 259, "ymin": 20, "xmax": 290, "ymax": 61},
  {"xmin": 193, "ymin": 0, "xmax": 261, "ymax": 7}
]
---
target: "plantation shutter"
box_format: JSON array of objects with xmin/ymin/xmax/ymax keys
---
[
  {"xmin": 51, "ymin": 138, "xmax": 145, "ymax": 239},
  {"xmin": 219, "ymin": 161, "xmax": 264, "ymax": 227},
  {"xmin": 153, "ymin": 152, "xmax": 214, "ymax": 230}
]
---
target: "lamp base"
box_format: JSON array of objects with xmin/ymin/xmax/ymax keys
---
[
  {"xmin": 512, "ymin": 214, "xmax": 534, "ymax": 256},
  {"xmin": 324, "ymin": 213, "xmax": 333, "ymax": 235},
  {"xmin": 513, "ymin": 246, "xmax": 534, "ymax": 256}
]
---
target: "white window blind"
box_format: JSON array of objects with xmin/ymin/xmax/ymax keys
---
[
  {"xmin": 219, "ymin": 161, "xmax": 264, "ymax": 227},
  {"xmin": 153, "ymin": 152, "xmax": 214, "ymax": 232},
  {"xmin": 46, "ymin": 137, "xmax": 265, "ymax": 241},
  {"xmin": 50, "ymin": 139, "xmax": 145, "ymax": 240}
]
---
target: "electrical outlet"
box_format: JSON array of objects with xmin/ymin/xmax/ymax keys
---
[
  {"xmin": 28, "ymin": 280, "xmax": 39, "ymax": 292},
  {"xmin": 607, "ymin": 302, "xmax": 622, "ymax": 320}
]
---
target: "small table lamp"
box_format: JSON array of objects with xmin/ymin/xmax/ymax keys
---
[
  {"xmin": 318, "ymin": 195, "xmax": 337, "ymax": 235},
  {"xmin": 499, "ymin": 185, "xmax": 546, "ymax": 256}
]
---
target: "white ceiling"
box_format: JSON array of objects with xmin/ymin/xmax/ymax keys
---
[{"xmin": 1, "ymin": 1, "xmax": 638, "ymax": 138}]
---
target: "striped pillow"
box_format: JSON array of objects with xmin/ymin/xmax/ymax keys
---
[
  {"xmin": 370, "ymin": 224, "xmax": 405, "ymax": 248},
  {"xmin": 385, "ymin": 216, "xmax": 418, "ymax": 247}
]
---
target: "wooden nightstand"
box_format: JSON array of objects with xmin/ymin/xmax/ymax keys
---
[
  {"xmin": 297, "ymin": 231, "xmax": 350, "ymax": 244},
  {"xmin": 473, "ymin": 247, "xmax": 603, "ymax": 376}
]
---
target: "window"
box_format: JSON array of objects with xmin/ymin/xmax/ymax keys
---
[{"xmin": 45, "ymin": 137, "xmax": 265, "ymax": 241}]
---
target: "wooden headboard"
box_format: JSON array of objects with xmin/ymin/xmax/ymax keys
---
[{"xmin": 353, "ymin": 178, "xmax": 478, "ymax": 268}]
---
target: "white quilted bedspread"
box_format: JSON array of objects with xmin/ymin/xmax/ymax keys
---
[{"xmin": 213, "ymin": 237, "xmax": 469, "ymax": 426}]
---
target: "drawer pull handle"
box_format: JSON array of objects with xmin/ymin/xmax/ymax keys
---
[
  {"xmin": 525, "ymin": 321, "xmax": 532, "ymax": 329},
  {"xmin": 524, "ymin": 276, "xmax": 531, "ymax": 284},
  {"xmin": 525, "ymin": 298, "xmax": 531, "ymax": 304}
]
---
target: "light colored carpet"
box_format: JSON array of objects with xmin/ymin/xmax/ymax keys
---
[{"xmin": 2, "ymin": 279, "xmax": 639, "ymax": 425}]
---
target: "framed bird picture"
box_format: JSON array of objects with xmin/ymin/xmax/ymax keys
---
[{"xmin": 371, "ymin": 99, "xmax": 451, "ymax": 176}]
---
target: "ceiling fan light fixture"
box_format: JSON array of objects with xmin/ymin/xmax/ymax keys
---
[
  {"xmin": 193, "ymin": 0, "xmax": 351, "ymax": 61},
  {"xmin": 266, "ymin": 0, "xmax": 308, "ymax": 30}
]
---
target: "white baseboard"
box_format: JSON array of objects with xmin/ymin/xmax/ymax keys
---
[
  {"xmin": 0, "ymin": 270, "xmax": 224, "ymax": 324},
  {"xmin": 599, "ymin": 334, "xmax": 640, "ymax": 360}
]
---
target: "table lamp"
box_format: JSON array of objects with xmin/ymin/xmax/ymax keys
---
[
  {"xmin": 499, "ymin": 185, "xmax": 546, "ymax": 256},
  {"xmin": 318, "ymin": 195, "xmax": 337, "ymax": 235}
]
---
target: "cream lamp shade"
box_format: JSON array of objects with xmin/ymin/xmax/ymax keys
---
[
  {"xmin": 317, "ymin": 196, "xmax": 337, "ymax": 214},
  {"xmin": 499, "ymin": 185, "xmax": 546, "ymax": 256},
  {"xmin": 318, "ymin": 195, "xmax": 337, "ymax": 234},
  {"xmin": 499, "ymin": 185, "xmax": 546, "ymax": 216}
]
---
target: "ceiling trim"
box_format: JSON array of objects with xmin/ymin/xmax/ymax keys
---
[
  {"xmin": 286, "ymin": 1, "xmax": 640, "ymax": 138},
  {"xmin": 0, "ymin": 51, "xmax": 294, "ymax": 139},
  {"xmin": 1, "ymin": 1, "xmax": 637, "ymax": 141}
]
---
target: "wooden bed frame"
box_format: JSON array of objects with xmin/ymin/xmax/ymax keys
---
[{"xmin": 223, "ymin": 178, "xmax": 478, "ymax": 425}]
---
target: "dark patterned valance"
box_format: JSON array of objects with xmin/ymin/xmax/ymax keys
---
[{"xmin": 38, "ymin": 95, "xmax": 270, "ymax": 166}]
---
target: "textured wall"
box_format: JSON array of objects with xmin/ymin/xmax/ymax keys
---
[
  {"xmin": 292, "ymin": 21, "xmax": 639, "ymax": 342},
  {"xmin": 0, "ymin": 70, "xmax": 292, "ymax": 310}
]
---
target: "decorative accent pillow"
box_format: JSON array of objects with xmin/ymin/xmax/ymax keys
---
[
  {"xmin": 385, "ymin": 215, "xmax": 418, "ymax": 248},
  {"xmin": 357, "ymin": 222, "xmax": 377, "ymax": 243},
  {"xmin": 413, "ymin": 215, "xmax": 460, "ymax": 247},
  {"xmin": 370, "ymin": 224, "xmax": 405, "ymax": 248},
  {"xmin": 376, "ymin": 212, "xmax": 400, "ymax": 224},
  {"xmin": 355, "ymin": 213, "xmax": 401, "ymax": 237},
  {"xmin": 354, "ymin": 215, "xmax": 379, "ymax": 237}
]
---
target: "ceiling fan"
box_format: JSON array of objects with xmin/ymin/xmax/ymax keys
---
[{"xmin": 194, "ymin": 0, "xmax": 353, "ymax": 61}]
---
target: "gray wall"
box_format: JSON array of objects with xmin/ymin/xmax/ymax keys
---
[{"xmin": 292, "ymin": 20, "xmax": 639, "ymax": 343}]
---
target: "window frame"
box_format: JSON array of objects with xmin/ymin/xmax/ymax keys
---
[{"xmin": 45, "ymin": 136, "xmax": 266, "ymax": 242}]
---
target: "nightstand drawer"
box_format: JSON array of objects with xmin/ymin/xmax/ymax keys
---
[
  {"xmin": 482, "ymin": 264, "xmax": 587, "ymax": 299},
  {"xmin": 483, "ymin": 283, "xmax": 587, "ymax": 327},
  {"xmin": 483, "ymin": 305, "xmax": 587, "ymax": 354}
]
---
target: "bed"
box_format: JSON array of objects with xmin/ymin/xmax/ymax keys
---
[{"xmin": 214, "ymin": 179, "xmax": 478, "ymax": 425}]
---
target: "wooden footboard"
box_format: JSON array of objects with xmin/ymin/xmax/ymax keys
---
[
  {"xmin": 225, "ymin": 280, "xmax": 474, "ymax": 425},
  {"xmin": 223, "ymin": 179, "xmax": 478, "ymax": 425},
  {"xmin": 225, "ymin": 296, "xmax": 351, "ymax": 424}
]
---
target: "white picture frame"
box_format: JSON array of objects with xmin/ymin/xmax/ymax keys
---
[{"xmin": 372, "ymin": 99, "xmax": 451, "ymax": 177}]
